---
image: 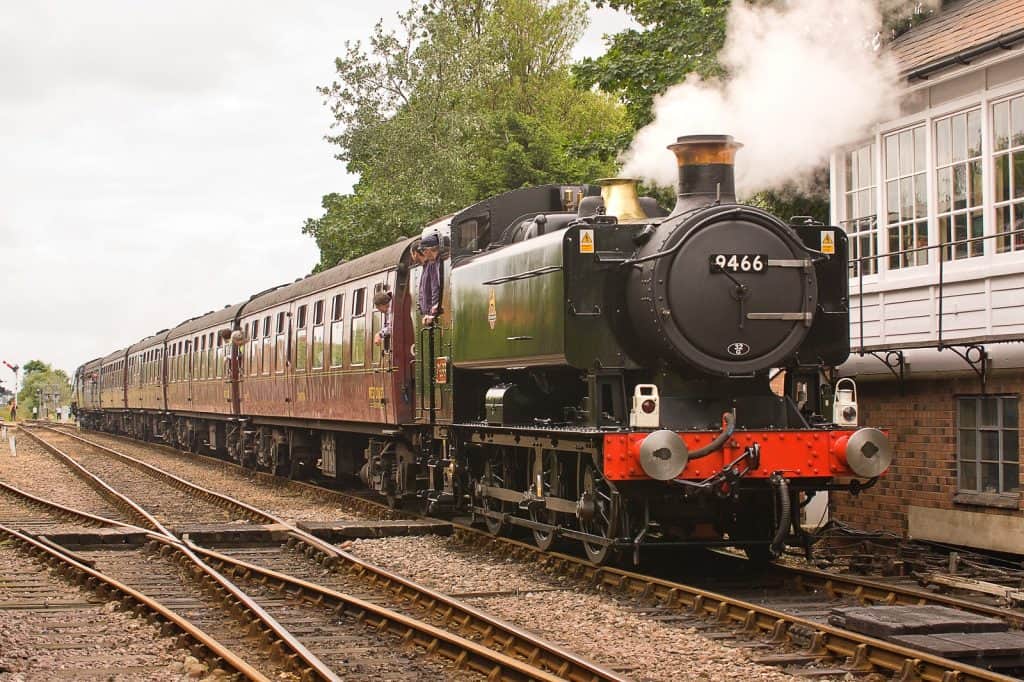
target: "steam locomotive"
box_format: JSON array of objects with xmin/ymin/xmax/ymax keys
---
[{"xmin": 74, "ymin": 134, "xmax": 892, "ymax": 564}]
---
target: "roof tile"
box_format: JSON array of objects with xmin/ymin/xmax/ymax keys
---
[{"xmin": 890, "ymin": 0, "xmax": 1024, "ymax": 74}]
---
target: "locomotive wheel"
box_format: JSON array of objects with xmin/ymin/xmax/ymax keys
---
[
  {"xmin": 530, "ymin": 452, "xmax": 561, "ymax": 551},
  {"xmin": 480, "ymin": 458, "xmax": 510, "ymax": 536},
  {"xmin": 578, "ymin": 465, "xmax": 617, "ymax": 564}
]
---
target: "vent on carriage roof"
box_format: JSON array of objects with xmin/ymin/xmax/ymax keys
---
[{"xmin": 890, "ymin": 0, "xmax": 1024, "ymax": 78}]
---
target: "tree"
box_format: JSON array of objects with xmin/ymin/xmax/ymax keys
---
[
  {"xmin": 17, "ymin": 360, "xmax": 72, "ymax": 419},
  {"xmin": 304, "ymin": 0, "xmax": 628, "ymax": 268},
  {"xmin": 576, "ymin": 1, "xmax": 943, "ymax": 224},
  {"xmin": 22, "ymin": 359, "xmax": 48, "ymax": 377},
  {"xmin": 573, "ymin": 0, "xmax": 730, "ymax": 129}
]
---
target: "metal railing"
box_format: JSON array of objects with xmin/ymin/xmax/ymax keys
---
[{"xmin": 844, "ymin": 217, "xmax": 1024, "ymax": 352}]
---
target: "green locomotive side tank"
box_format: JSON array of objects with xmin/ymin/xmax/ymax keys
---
[
  {"xmin": 450, "ymin": 220, "xmax": 643, "ymax": 372},
  {"xmin": 451, "ymin": 229, "xmax": 566, "ymax": 368}
]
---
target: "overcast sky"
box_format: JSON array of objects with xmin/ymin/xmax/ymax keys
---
[{"xmin": 0, "ymin": 1, "xmax": 630, "ymax": 386}]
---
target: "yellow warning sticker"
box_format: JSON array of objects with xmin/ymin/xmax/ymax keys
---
[
  {"xmin": 820, "ymin": 230, "xmax": 835, "ymax": 255},
  {"xmin": 580, "ymin": 229, "xmax": 595, "ymax": 254}
]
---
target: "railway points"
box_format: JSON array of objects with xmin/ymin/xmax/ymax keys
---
[
  {"xmin": 6, "ymin": 423, "xmax": 625, "ymax": 681},
  {"xmin": 2, "ymin": 422, "xmax": 1019, "ymax": 679}
]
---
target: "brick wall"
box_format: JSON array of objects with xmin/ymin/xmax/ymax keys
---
[{"xmin": 830, "ymin": 371, "xmax": 1024, "ymax": 536}]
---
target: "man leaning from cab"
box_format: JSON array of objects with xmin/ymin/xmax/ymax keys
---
[{"xmin": 418, "ymin": 231, "xmax": 441, "ymax": 326}]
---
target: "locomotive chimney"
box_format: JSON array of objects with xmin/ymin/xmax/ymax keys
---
[{"xmin": 667, "ymin": 134, "xmax": 742, "ymax": 215}]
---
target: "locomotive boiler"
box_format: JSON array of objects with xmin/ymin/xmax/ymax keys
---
[{"xmin": 74, "ymin": 133, "xmax": 893, "ymax": 565}]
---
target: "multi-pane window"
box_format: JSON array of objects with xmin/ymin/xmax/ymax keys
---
[
  {"xmin": 959, "ymin": 396, "xmax": 1019, "ymax": 494},
  {"xmin": 843, "ymin": 143, "xmax": 878, "ymax": 275},
  {"xmin": 330, "ymin": 294, "xmax": 345, "ymax": 368},
  {"xmin": 935, "ymin": 109, "xmax": 983, "ymax": 260},
  {"xmin": 993, "ymin": 94, "xmax": 1024, "ymax": 253},
  {"xmin": 884, "ymin": 126, "xmax": 928, "ymax": 269}
]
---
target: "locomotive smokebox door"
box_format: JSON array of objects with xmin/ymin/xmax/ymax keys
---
[{"xmin": 485, "ymin": 385, "xmax": 527, "ymax": 425}]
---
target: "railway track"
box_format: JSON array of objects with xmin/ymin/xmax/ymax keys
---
[
  {"xmin": 0, "ymin": 523, "xmax": 269, "ymax": 680},
  {"xmin": 49, "ymin": 424, "xmax": 1024, "ymax": 681},
  {"xmin": 14, "ymin": 423, "xmax": 621, "ymax": 682}
]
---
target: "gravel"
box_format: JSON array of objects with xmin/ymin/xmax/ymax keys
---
[
  {"xmin": 0, "ymin": 540, "xmax": 189, "ymax": 680},
  {"xmin": 68, "ymin": 430, "xmax": 364, "ymax": 524},
  {"xmin": 0, "ymin": 431, "xmax": 125, "ymax": 522},
  {"xmin": 349, "ymin": 535, "xmax": 808, "ymax": 681}
]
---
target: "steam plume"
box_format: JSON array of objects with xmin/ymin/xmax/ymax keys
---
[{"xmin": 622, "ymin": 0, "xmax": 907, "ymax": 195}]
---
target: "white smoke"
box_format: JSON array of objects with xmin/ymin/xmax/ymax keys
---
[{"xmin": 622, "ymin": 0, "xmax": 905, "ymax": 195}]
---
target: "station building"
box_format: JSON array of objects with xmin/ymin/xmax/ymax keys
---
[{"xmin": 829, "ymin": 0, "xmax": 1024, "ymax": 553}]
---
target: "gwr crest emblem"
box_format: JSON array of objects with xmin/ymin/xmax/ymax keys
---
[{"xmin": 487, "ymin": 289, "xmax": 497, "ymax": 330}]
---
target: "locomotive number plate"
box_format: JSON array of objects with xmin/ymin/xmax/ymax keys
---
[{"xmin": 709, "ymin": 253, "xmax": 767, "ymax": 274}]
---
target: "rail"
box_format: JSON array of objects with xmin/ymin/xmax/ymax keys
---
[
  {"xmin": 60, "ymin": 425, "xmax": 1024, "ymax": 681},
  {"xmin": 0, "ymin": 523, "xmax": 270, "ymax": 682},
  {"xmin": 25, "ymin": 424, "xmax": 622, "ymax": 682}
]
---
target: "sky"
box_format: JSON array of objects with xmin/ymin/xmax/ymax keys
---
[{"xmin": 0, "ymin": 1, "xmax": 631, "ymax": 386}]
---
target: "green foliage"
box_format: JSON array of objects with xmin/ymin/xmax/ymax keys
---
[
  {"xmin": 22, "ymin": 359, "xmax": 47, "ymax": 377},
  {"xmin": 304, "ymin": 0, "xmax": 629, "ymax": 268},
  {"xmin": 576, "ymin": 0, "xmax": 834, "ymax": 222},
  {"xmin": 573, "ymin": 0, "xmax": 730, "ymax": 128},
  {"xmin": 17, "ymin": 360, "xmax": 72, "ymax": 418}
]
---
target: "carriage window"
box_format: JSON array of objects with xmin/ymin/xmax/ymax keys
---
[
  {"xmin": 275, "ymin": 321, "xmax": 286, "ymax": 374},
  {"xmin": 208, "ymin": 332, "xmax": 215, "ymax": 378},
  {"xmin": 296, "ymin": 304, "xmax": 307, "ymax": 329},
  {"xmin": 250, "ymin": 321, "xmax": 259, "ymax": 376},
  {"xmin": 295, "ymin": 325, "xmax": 308, "ymax": 371},
  {"xmin": 216, "ymin": 335, "xmax": 223, "ymax": 379},
  {"xmin": 310, "ymin": 300, "xmax": 325, "ymax": 370},
  {"xmin": 262, "ymin": 316, "xmax": 272, "ymax": 375},
  {"xmin": 350, "ymin": 316, "xmax": 366, "ymax": 366},
  {"xmin": 330, "ymin": 294, "xmax": 345, "ymax": 367},
  {"xmin": 371, "ymin": 310, "xmax": 383, "ymax": 366},
  {"xmin": 312, "ymin": 324, "xmax": 324, "ymax": 370},
  {"xmin": 352, "ymin": 288, "xmax": 365, "ymax": 316},
  {"xmin": 198, "ymin": 336, "xmax": 205, "ymax": 379}
]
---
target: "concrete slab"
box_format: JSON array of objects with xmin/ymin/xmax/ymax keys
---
[
  {"xmin": 174, "ymin": 522, "xmax": 291, "ymax": 545},
  {"xmin": 298, "ymin": 519, "xmax": 452, "ymax": 542},
  {"xmin": 891, "ymin": 631, "xmax": 1024, "ymax": 659},
  {"xmin": 829, "ymin": 605, "xmax": 1007, "ymax": 637},
  {"xmin": 41, "ymin": 527, "xmax": 149, "ymax": 547}
]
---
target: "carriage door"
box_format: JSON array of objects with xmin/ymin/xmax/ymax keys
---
[{"xmin": 371, "ymin": 278, "xmax": 395, "ymax": 423}]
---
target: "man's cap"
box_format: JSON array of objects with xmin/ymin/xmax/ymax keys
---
[{"xmin": 420, "ymin": 233, "xmax": 440, "ymax": 248}]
